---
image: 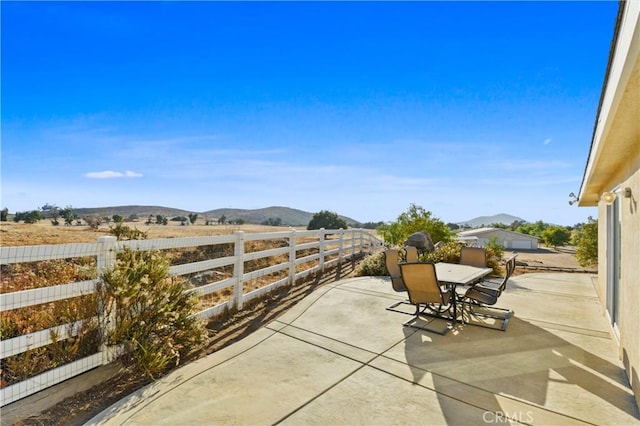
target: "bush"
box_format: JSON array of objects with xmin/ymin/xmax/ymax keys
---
[
  {"xmin": 354, "ymin": 251, "xmax": 387, "ymax": 276},
  {"xmin": 97, "ymin": 248, "xmax": 207, "ymax": 379},
  {"xmin": 355, "ymin": 243, "xmax": 504, "ymax": 279},
  {"xmin": 355, "ymin": 246, "xmax": 429, "ymax": 277},
  {"xmin": 109, "ymin": 223, "xmax": 148, "ymax": 240},
  {"xmin": 425, "ymin": 242, "xmax": 503, "ymax": 277}
]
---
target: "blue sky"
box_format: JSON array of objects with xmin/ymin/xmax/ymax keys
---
[{"xmin": 2, "ymin": 1, "xmax": 618, "ymax": 225}]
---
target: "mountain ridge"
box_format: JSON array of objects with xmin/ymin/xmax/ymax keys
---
[
  {"xmin": 456, "ymin": 213, "xmax": 527, "ymax": 228},
  {"xmin": 71, "ymin": 205, "xmax": 360, "ymax": 226},
  {"xmin": 61, "ymin": 206, "xmax": 526, "ymax": 228}
]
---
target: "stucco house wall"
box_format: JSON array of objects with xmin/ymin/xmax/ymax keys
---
[{"xmin": 579, "ymin": 0, "xmax": 640, "ymax": 407}]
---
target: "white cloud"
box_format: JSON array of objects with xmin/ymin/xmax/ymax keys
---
[
  {"xmin": 85, "ymin": 170, "xmax": 143, "ymax": 179},
  {"xmin": 544, "ymin": 138, "xmax": 552, "ymax": 145}
]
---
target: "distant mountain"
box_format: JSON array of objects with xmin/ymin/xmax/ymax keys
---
[
  {"xmin": 456, "ymin": 213, "xmax": 527, "ymax": 228},
  {"xmin": 204, "ymin": 206, "xmax": 359, "ymax": 227},
  {"xmin": 73, "ymin": 205, "xmax": 193, "ymax": 219},
  {"xmin": 71, "ymin": 205, "xmax": 360, "ymax": 227}
]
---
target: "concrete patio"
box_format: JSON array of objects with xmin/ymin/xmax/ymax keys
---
[{"xmin": 87, "ymin": 272, "xmax": 639, "ymax": 425}]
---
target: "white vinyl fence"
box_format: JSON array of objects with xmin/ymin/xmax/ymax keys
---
[{"xmin": 0, "ymin": 228, "xmax": 382, "ymax": 406}]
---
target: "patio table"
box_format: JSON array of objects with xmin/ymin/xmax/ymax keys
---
[{"xmin": 435, "ymin": 262, "xmax": 492, "ymax": 323}]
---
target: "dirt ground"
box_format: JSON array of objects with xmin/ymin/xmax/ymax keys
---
[
  {"xmin": 505, "ymin": 245, "xmax": 596, "ymax": 273},
  {"xmin": 1, "ymin": 223, "xmax": 593, "ymax": 425}
]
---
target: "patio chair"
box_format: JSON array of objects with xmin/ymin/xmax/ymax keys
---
[
  {"xmin": 472, "ymin": 255, "xmax": 517, "ymax": 297},
  {"xmin": 405, "ymin": 245, "xmax": 419, "ymax": 262},
  {"xmin": 399, "ymin": 262, "xmax": 453, "ymax": 334},
  {"xmin": 384, "ymin": 249, "xmax": 413, "ymax": 315},
  {"xmin": 459, "ymin": 246, "xmax": 487, "ymax": 268},
  {"xmin": 462, "ymin": 272, "xmax": 514, "ymax": 331}
]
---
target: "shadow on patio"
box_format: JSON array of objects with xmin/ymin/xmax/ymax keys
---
[{"xmin": 87, "ymin": 272, "xmax": 639, "ymax": 425}]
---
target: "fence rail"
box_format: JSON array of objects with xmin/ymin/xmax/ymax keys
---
[{"xmin": 0, "ymin": 228, "xmax": 382, "ymax": 406}]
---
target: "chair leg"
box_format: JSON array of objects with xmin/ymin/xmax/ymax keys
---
[
  {"xmin": 403, "ymin": 315, "xmax": 450, "ymax": 335},
  {"xmin": 386, "ymin": 300, "xmax": 415, "ymax": 315},
  {"xmin": 461, "ymin": 300, "xmax": 513, "ymax": 331},
  {"xmin": 402, "ymin": 303, "xmax": 453, "ymax": 335}
]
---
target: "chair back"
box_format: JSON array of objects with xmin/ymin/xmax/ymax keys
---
[
  {"xmin": 494, "ymin": 255, "xmax": 518, "ymax": 295},
  {"xmin": 399, "ymin": 262, "xmax": 450, "ymax": 306},
  {"xmin": 405, "ymin": 246, "xmax": 419, "ymax": 262},
  {"xmin": 502, "ymin": 254, "xmax": 518, "ymax": 287},
  {"xmin": 384, "ymin": 249, "xmax": 406, "ymax": 292},
  {"xmin": 506, "ymin": 255, "xmax": 517, "ymax": 277},
  {"xmin": 460, "ymin": 247, "xmax": 487, "ymax": 268}
]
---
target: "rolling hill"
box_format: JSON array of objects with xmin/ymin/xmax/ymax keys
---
[
  {"xmin": 71, "ymin": 205, "xmax": 360, "ymax": 227},
  {"xmin": 73, "ymin": 205, "xmax": 193, "ymax": 219},
  {"xmin": 456, "ymin": 213, "xmax": 527, "ymax": 228}
]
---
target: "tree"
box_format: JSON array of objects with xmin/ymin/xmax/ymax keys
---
[
  {"xmin": 307, "ymin": 210, "xmax": 348, "ymax": 230},
  {"xmin": 517, "ymin": 220, "xmax": 548, "ymax": 238},
  {"xmin": 575, "ymin": 218, "xmax": 598, "ymax": 267},
  {"xmin": 218, "ymin": 215, "xmax": 227, "ymax": 225},
  {"xmin": 60, "ymin": 206, "xmax": 76, "ymax": 226},
  {"xmin": 362, "ymin": 221, "xmax": 384, "ymax": 229},
  {"xmin": 262, "ymin": 217, "xmax": 282, "ymax": 226},
  {"xmin": 41, "ymin": 203, "xmax": 61, "ymax": 225},
  {"xmin": 377, "ymin": 204, "xmax": 452, "ymax": 246},
  {"xmin": 188, "ymin": 213, "xmax": 198, "ymax": 225},
  {"xmin": 509, "ymin": 220, "xmax": 527, "ymax": 231},
  {"xmin": 0, "ymin": 208, "xmax": 8, "ymax": 222},
  {"xmin": 112, "ymin": 214, "xmax": 124, "ymax": 224},
  {"xmin": 40, "ymin": 203, "xmax": 59, "ymax": 219},
  {"xmin": 14, "ymin": 210, "xmax": 43, "ymax": 224},
  {"xmin": 541, "ymin": 226, "xmax": 571, "ymax": 247}
]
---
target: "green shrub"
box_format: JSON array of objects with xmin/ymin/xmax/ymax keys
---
[
  {"xmin": 97, "ymin": 248, "xmax": 207, "ymax": 379},
  {"xmin": 354, "ymin": 251, "xmax": 387, "ymax": 276},
  {"xmin": 425, "ymin": 242, "xmax": 503, "ymax": 277},
  {"xmin": 108, "ymin": 223, "xmax": 148, "ymax": 240}
]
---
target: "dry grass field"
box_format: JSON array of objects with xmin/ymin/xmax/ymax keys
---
[
  {"xmin": 0, "ymin": 220, "xmax": 303, "ymax": 247},
  {"xmin": 1, "ymin": 221, "xmax": 587, "ymax": 272}
]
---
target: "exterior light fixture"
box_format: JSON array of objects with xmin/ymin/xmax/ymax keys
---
[
  {"xmin": 568, "ymin": 192, "xmax": 578, "ymax": 205},
  {"xmin": 602, "ymin": 192, "xmax": 617, "ymax": 204},
  {"xmin": 623, "ymin": 187, "xmax": 632, "ymax": 198}
]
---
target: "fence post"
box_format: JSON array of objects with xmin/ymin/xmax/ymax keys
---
[
  {"xmin": 233, "ymin": 231, "xmax": 245, "ymax": 310},
  {"xmin": 351, "ymin": 229, "xmax": 356, "ymax": 259},
  {"xmin": 97, "ymin": 236, "xmax": 117, "ymax": 273},
  {"xmin": 319, "ymin": 228, "xmax": 326, "ymax": 272},
  {"xmin": 289, "ymin": 229, "xmax": 296, "ymax": 285},
  {"xmin": 338, "ymin": 230, "xmax": 344, "ymax": 263},
  {"xmin": 96, "ymin": 236, "xmax": 117, "ymax": 364}
]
